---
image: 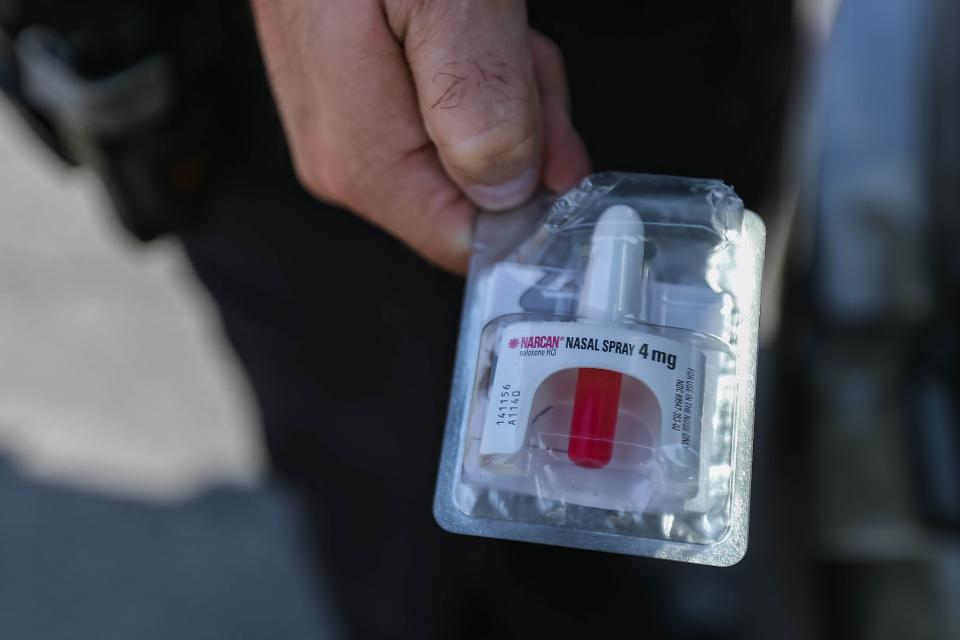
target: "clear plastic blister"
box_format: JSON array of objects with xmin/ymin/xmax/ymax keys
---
[{"xmin": 434, "ymin": 173, "xmax": 765, "ymax": 565}]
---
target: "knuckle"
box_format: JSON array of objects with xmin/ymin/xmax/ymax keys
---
[
  {"xmin": 291, "ymin": 148, "xmax": 326, "ymax": 195},
  {"xmin": 318, "ymin": 165, "xmax": 354, "ymax": 204},
  {"xmin": 292, "ymin": 148, "xmax": 353, "ymax": 205},
  {"xmin": 534, "ymin": 31, "xmax": 564, "ymax": 64},
  {"xmin": 292, "ymin": 154, "xmax": 325, "ymax": 197}
]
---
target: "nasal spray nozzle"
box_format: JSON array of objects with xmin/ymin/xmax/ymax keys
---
[{"xmin": 568, "ymin": 205, "xmax": 645, "ymax": 468}]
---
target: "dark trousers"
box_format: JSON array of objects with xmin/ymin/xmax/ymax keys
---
[{"xmin": 177, "ymin": 3, "xmax": 797, "ymax": 638}]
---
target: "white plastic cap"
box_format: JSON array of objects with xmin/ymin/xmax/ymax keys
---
[{"xmin": 577, "ymin": 204, "xmax": 645, "ymax": 323}]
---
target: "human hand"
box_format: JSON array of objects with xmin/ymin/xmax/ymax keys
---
[{"xmin": 252, "ymin": 0, "xmax": 591, "ymax": 273}]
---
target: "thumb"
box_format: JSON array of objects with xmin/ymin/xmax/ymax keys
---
[{"xmin": 397, "ymin": 0, "xmax": 542, "ymax": 210}]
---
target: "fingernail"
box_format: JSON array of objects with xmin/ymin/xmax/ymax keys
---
[
  {"xmin": 452, "ymin": 224, "xmax": 474, "ymax": 273},
  {"xmin": 454, "ymin": 219, "xmax": 474, "ymax": 254},
  {"xmin": 463, "ymin": 166, "xmax": 539, "ymax": 211}
]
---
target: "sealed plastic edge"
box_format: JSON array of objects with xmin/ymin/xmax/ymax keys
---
[
  {"xmin": 433, "ymin": 209, "xmax": 766, "ymax": 567},
  {"xmin": 707, "ymin": 209, "xmax": 766, "ymax": 566}
]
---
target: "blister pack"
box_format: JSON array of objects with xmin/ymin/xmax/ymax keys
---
[{"xmin": 434, "ymin": 173, "xmax": 765, "ymax": 565}]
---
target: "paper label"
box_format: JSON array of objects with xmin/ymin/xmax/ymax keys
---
[{"xmin": 480, "ymin": 321, "xmax": 705, "ymax": 461}]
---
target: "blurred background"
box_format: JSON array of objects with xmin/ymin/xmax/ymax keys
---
[
  {"xmin": 1, "ymin": 0, "xmax": 959, "ymax": 638},
  {"xmin": 0, "ymin": 100, "xmax": 336, "ymax": 637}
]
